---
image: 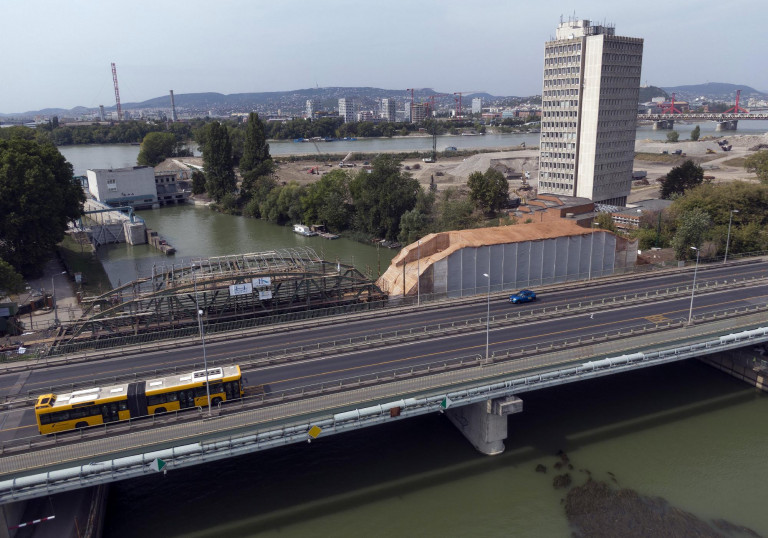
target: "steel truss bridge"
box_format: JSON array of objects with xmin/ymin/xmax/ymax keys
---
[
  {"xmin": 638, "ymin": 112, "xmax": 768, "ymax": 121},
  {"xmin": 53, "ymin": 248, "xmax": 385, "ymax": 352}
]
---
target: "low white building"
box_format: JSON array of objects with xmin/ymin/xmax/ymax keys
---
[{"xmin": 86, "ymin": 166, "xmax": 158, "ymax": 209}]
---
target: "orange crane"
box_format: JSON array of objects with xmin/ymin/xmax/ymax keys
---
[{"xmin": 661, "ymin": 92, "xmax": 682, "ymax": 114}]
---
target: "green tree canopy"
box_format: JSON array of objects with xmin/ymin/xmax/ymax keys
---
[
  {"xmin": 666, "ymin": 131, "xmax": 679, "ymax": 143},
  {"xmin": 660, "ymin": 160, "xmax": 704, "ymax": 199},
  {"xmin": 671, "ymin": 207, "xmax": 710, "ymax": 260},
  {"xmin": 349, "ymin": 155, "xmax": 421, "ymax": 240},
  {"xmin": 467, "ymin": 168, "xmax": 509, "ymax": 214},
  {"xmin": 301, "ymin": 169, "xmax": 352, "ymax": 231},
  {"xmin": 0, "ymin": 138, "xmax": 85, "ymax": 276},
  {"xmin": 690, "ymin": 125, "xmax": 700, "ymax": 141},
  {"xmin": 202, "ymin": 122, "xmax": 236, "ymax": 202},
  {"xmin": 239, "ymin": 113, "xmax": 274, "ymax": 178},
  {"xmin": 191, "ymin": 170, "xmax": 206, "ymax": 195},
  {"xmin": 0, "ymin": 258, "xmax": 24, "ymax": 295},
  {"xmin": 137, "ymin": 132, "xmax": 176, "ymax": 166},
  {"xmin": 744, "ymin": 150, "xmax": 768, "ymax": 184}
]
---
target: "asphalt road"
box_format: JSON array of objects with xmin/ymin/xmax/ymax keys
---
[{"xmin": 0, "ymin": 261, "xmax": 765, "ymax": 443}]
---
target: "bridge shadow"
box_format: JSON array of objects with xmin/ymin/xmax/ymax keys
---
[{"xmin": 103, "ymin": 358, "xmax": 764, "ymax": 537}]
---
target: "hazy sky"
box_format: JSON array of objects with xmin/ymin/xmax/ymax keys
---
[{"xmin": 2, "ymin": 0, "xmax": 766, "ymax": 113}]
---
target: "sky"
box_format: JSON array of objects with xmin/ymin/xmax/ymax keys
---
[{"xmin": 2, "ymin": 0, "xmax": 767, "ymax": 114}]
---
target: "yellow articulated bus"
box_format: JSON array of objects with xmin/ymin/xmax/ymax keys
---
[{"xmin": 35, "ymin": 366, "xmax": 244, "ymax": 435}]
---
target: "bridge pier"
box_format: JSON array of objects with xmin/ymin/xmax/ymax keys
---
[
  {"xmin": 652, "ymin": 119, "xmax": 674, "ymax": 130},
  {"xmin": 715, "ymin": 120, "xmax": 738, "ymax": 131},
  {"xmin": 700, "ymin": 350, "xmax": 768, "ymax": 392},
  {"xmin": 445, "ymin": 396, "xmax": 523, "ymax": 455}
]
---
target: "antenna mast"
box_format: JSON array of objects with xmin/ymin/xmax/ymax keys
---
[{"xmin": 111, "ymin": 62, "xmax": 123, "ymax": 121}]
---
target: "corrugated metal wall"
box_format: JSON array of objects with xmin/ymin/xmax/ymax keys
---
[{"xmin": 434, "ymin": 232, "xmax": 616, "ymax": 297}]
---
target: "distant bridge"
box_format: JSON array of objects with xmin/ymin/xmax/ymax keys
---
[{"xmin": 638, "ymin": 112, "xmax": 768, "ymax": 121}]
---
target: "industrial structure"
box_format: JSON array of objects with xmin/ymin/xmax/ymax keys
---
[
  {"xmin": 538, "ymin": 18, "xmax": 644, "ymax": 206},
  {"xmin": 111, "ymin": 62, "xmax": 123, "ymax": 122},
  {"xmin": 377, "ymin": 221, "xmax": 636, "ymax": 299},
  {"xmin": 169, "ymin": 90, "xmax": 178, "ymax": 122},
  {"xmin": 86, "ymin": 167, "xmax": 158, "ymax": 209},
  {"xmin": 52, "ymin": 248, "xmax": 385, "ymax": 353}
]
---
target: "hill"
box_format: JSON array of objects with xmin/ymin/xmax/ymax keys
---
[{"xmin": 661, "ymin": 82, "xmax": 767, "ymax": 101}]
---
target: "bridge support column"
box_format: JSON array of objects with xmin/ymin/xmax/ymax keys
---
[
  {"xmin": 653, "ymin": 119, "xmax": 674, "ymax": 130},
  {"xmin": 715, "ymin": 120, "xmax": 738, "ymax": 131},
  {"xmin": 445, "ymin": 396, "xmax": 523, "ymax": 455},
  {"xmin": 700, "ymin": 352, "xmax": 768, "ymax": 392}
]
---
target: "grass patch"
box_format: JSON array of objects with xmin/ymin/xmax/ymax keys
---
[
  {"xmin": 57, "ymin": 234, "xmax": 112, "ymax": 296},
  {"xmin": 634, "ymin": 152, "xmax": 682, "ymax": 163},
  {"xmin": 721, "ymin": 156, "xmax": 747, "ymax": 167}
]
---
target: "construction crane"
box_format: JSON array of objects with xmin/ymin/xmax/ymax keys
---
[
  {"xmin": 428, "ymin": 93, "xmax": 449, "ymax": 117},
  {"xmin": 661, "ymin": 92, "xmax": 682, "ymax": 114},
  {"xmin": 452, "ymin": 91, "xmax": 479, "ymax": 119},
  {"xmin": 724, "ymin": 89, "xmax": 748, "ymax": 114},
  {"xmin": 111, "ymin": 62, "xmax": 123, "ymax": 121}
]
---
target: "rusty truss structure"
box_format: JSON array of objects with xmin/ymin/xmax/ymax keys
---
[{"xmin": 58, "ymin": 248, "xmax": 385, "ymax": 348}]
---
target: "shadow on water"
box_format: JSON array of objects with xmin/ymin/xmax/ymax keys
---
[{"xmin": 103, "ymin": 358, "xmax": 765, "ymax": 537}]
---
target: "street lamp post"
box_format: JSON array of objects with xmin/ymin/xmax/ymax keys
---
[
  {"xmin": 192, "ymin": 266, "xmax": 212, "ymax": 415},
  {"xmin": 588, "ymin": 222, "xmax": 598, "ymax": 281},
  {"xmin": 51, "ymin": 271, "xmax": 67, "ymax": 325},
  {"xmin": 417, "ymin": 239, "xmax": 421, "ymax": 306},
  {"xmin": 687, "ymin": 246, "xmax": 700, "ymax": 326},
  {"xmin": 724, "ymin": 209, "xmax": 739, "ymax": 264},
  {"xmin": 482, "ymin": 272, "xmax": 490, "ymax": 362}
]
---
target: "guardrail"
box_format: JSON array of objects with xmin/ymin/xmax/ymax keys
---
[
  {"xmin": 1, "ymin": 320, "xmax": 767, "ymax": 500},
  {"xmin": 6, "ymin": 274, "xmax": 765, "ymax": 406},
  {"xmin": 1, "ymin": 300, "xmax": 765, "ymax": 459}
]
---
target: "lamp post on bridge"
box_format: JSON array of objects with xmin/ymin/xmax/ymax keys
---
[
  {"xmin": 724, "ymin": 209, "xmax": 739, "ymax": 264},
  {"xmin": 687, "ymin": 246, "xmax": 700, "ymax": 326},
  {"xmin": 191, "ymin": 265, "xmax": 212, "ymax": 416},
  {"xmin": 482, "ymin": 272, "xmax": 491, "ymax": 363}
]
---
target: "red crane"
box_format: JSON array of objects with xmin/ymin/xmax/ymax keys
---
[
  {"xmin": 661, "ymin": 92, "xmax": 682, "ymax": 114},
  {"xmin": 111, "ymin": 62, "xmax": 123, "ymax": 121},
  {"xmin": 724, "ymin": 89, "xmax": 748, "ymax": 114},
  {"xmin": 428, "ymin": 93, "xmax": 449, "ymax": 117},
  {"xmin": 453, "ymin": 91, "xmax": 480, "ymax": 119}
]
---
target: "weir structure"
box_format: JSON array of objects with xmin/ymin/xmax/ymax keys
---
[{"xmin": 52, "ymin": 248, "xmax": 385, "ymax": 355}]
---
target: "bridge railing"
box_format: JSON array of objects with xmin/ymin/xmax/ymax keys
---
[{"xmin": 2, "ymin": 300, "xmax": 765, "ymax": 459}]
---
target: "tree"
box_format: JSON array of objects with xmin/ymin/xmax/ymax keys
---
[
  {"xmin": 690, "ymin": 125, "xmax": 700, "ymax": 141},
  {"xmin": 745, "ymin": 150, "xmax": 768, "ymax": 184},
  {"xmin": 467, "ymin": 168, "xmax": 509, "ymax": 214},
  {"xmin": 202, "ymin": 122, "xmax": 236, "ymax": 202},
  {"xmin": 137, "ymin": 132, "xmax": 176, "ymax": 166},
  {"xmin": 239, "ymin": 113, "xmax": 274, "ymax": 177},
  {"xmin": 301, "ymin": 170, "xmax": 351, "ymax": 231},
  {"xmin": 660, "ymin": 160, "xmax": 704, "ymax": 199},
  {"xmin": 666, "ymin": 131, "xmax": 679, "ymax": 143},
  {"xmin": 594, "ymin": 212, "xmax": 618, "ymax": 233},
  {"xmin": 0, "ymin": 259, "xmax": 24, "ymax": 295},
  {"xmin": 671, "ymin": 207, "xmax": 710, "ymax": 260},
  {"xmin": 191, "ymin": 170, "xmax": 206, "ymax": 195},
  {"xmin": 0, "ymin": 138, "xmax": 85, "ymax": 276}
]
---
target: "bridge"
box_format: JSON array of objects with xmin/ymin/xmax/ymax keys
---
[
  {"xmin": 637, "ymin": 112, "xmax": 768, "ymax": 131},
  {"xmin": 0, "ymin": 259, "xmax": 766, "ymax": 504}
]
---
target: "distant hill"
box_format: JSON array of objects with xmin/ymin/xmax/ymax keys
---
[
  {"xmin": 639, "ymin": 86, "xmax": 668, "ymax": 102},
  {"xmin": 661, "ymin": 82, "xmax": 767, "ymax": 101},
  {"xmin": 1, "ymin": 87, "xmax": 523, "ymax": 118}
]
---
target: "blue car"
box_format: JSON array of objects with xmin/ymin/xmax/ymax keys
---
[{"xmin": 509, "ymin": 289, "xmax": 536, "ymax": 304}]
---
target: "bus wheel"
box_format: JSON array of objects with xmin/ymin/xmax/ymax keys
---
[
  {"xmin": 154, "ymin": 407, "xmax": 166, "ymax": 414},
  {"xmin": 212, "ymin": 397, "xmax": 222, "ymax": 406},
  {"xmin": 75, "ymin": 422, "xmax": 88, "ymax": 429}
]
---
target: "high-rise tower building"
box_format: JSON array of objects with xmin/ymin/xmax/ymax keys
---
[
  {"xmin": 338, "ymin": 98, "xmax": 355, "ymax": 123},
  {"xmin": 306, "ymin": 100, "xmax": 314, "ymax": 119},
  {"xmin": 538, "ymin": 19, "xmax": 643, "ymax": 206},
  {"xmin": 381, "ymin": 98, "xmax": 396, "ymax": 122},
  {"xmin": 471, "ymin": 98, "xmax": 482, "ymax": 115}
]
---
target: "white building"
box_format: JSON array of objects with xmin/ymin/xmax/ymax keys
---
[
  {"xmin": 538, "ymin": 19, "xmax": 643, "ymax": 206},
  {"xmin": 381, "ymin": 98, "xmax": 397, "ymax": 122},
  {"xmin": 86, "ymin": 167, "xmax": 158, "ymax": 209},
  {"xmin": 471, "ymin": 97, "xmax": 482, "ymax": 115},
  {"xmin": 305, "ymin": 100, "xmax": 314, "ymax": 119},
  {"xmin": 338, "ymin": 98, "xmax": 355, "ymax": 123}
]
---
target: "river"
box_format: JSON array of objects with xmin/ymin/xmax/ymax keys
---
[{"xmin": 101, "ymin": 359, "xmax": 768, "ymax": 537}]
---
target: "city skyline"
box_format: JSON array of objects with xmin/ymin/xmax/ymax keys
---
[{"xmin": 2, "ymin": 0, "xmax": 766, "ymax": 114}]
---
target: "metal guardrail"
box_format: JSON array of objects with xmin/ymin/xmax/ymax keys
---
[
  {"xmin": 1, "ymin": 316, "xmax": 767, "ymax": 501},
  {"xmin": 6, "ymin": 274, "xmax": 764, "ymax": 406},
  {"xmin": 1, "ymin": 300, "xmax": 765, "ymax": 461}
]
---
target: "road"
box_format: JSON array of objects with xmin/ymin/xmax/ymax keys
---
[{"xmin": 0, "ymin": 261, "xmax": 765, "ymax": 444}]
